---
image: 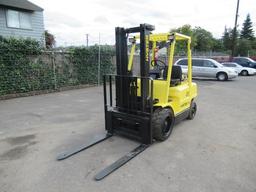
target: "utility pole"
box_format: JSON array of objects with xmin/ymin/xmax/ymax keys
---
[
  {"xmin": 98, "ymin": 33, "xmax": 101, "ymax": 86},
  {"xmin": 86, "ymin": 34, "xmax": 89, "ymax": 47},
  {"xmin": 231, "ymin": 0, "xmax": 240, "ymax": 57}
]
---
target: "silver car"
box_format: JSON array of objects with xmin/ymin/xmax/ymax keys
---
[
  {"xmin": 175, "ymin": 58, "xmax": 238, "ymax": 81},
  {"xmin": 222, "ymin": 62, "xmax": 256, "ymax": 76}
]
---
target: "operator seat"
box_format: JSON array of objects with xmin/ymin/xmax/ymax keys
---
[
  {"xmin": 149, "ymin": 65, "xmax": 182, "ymax": 85},
  {"xmin": 149, "ymin": 68, "xmax": 161, "ymax": 79},
  {"xmin": 170, "ymin": 65, "xmax": 182, "ymax": 86}
]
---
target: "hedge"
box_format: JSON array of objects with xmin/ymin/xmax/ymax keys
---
[
  {"xmin": 0, "ymin": 37, "xmax": 115, "ymax": 96},
  {"xmin": 69, "ymin": 45, "xmax": 115, "ymax": 84},
  {"xmin": 0, "ymin": 37, "xmax": 55, "ymax": 95}
]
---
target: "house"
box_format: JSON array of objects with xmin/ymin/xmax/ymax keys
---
[{"xmin": 0, "ymin": 0, "xmax": 45, "ymax": 44}]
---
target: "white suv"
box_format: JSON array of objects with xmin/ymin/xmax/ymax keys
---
[{"xmin": 175, "ymin": 58, "xmax": 238, "ymax": 81}]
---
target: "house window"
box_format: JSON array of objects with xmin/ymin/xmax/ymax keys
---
[{"xmin": 6, "ymin": 9, "xmax": 32, "ymax": 29}]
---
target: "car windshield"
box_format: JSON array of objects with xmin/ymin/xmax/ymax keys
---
[
  {"xmin": 245, "ymin": 57, "xmax": 256, "ymax": 62},
  {"xmin": 211, "ymin": 60, "xmax": 224, "ymax": 67}
]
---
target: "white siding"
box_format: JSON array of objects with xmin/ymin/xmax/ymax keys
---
[{"xmin": 0, "ymin": 7, "xmax": 45, "ymax": 46}]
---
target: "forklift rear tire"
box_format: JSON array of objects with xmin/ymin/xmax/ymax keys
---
[
  {"xmin": 187, "ymin": 101, "xmax": 197, "ymax": 120},
  {"xmin": 152, "ymin": 108, "xmax": 174, "ymax": 141}
]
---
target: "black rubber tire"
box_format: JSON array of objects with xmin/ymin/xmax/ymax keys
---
[
  {"xmin": 187, "ymin": 101, "xmax": 197, "ymax": 120},
  {"xmin": 152, "ymin": 108, "xmax": 175, "ymax": 141},
  {"xmin": 217, "ymin": 72, "xmax": 228, "ymax": 81},
  {"xmin": 241, "ymin": 70, "xmax": 248, "ymax": 76}
]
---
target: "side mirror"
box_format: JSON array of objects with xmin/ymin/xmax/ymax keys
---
[{"xmin": 213, "ymin": 65, "xmax": 218, "ymax": 68}]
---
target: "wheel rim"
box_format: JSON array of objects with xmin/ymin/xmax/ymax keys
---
[
  {"xmin": 242, "ymin": 71, "xmax": 248, "ymax": 76},
  {"xmin": 163, "ymin": 117, "xmax": 171, "ymax": 136},
  {"xmin": 218, "ymin": 74, "xmax": 225, "ymax": 80}
]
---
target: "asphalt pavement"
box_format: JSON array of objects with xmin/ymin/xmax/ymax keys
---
[{"xmin": 0, "ymin": 76, "xmax": 256, "ymax": 192}]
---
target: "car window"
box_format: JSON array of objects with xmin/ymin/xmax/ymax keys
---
[
  {"xmin": 192, "ymin": 59, "xmax": 203, "ymax": 67},
  {"xmin": 233, "ymin": 58, "xmax": 240, "ymax": 62},
  {"xmin": 223, "ymin": 64, "xmax": 230, "ymax": 67},
  {"xmin": 203, "ymin": 60, "xmax": 215, "ymax": 68},
  {"xmin": 177, "ymin": 59, "xmax": 188, "ymax": 66},
  {"xmin": 226, "ymin": 64, "xmax": 236, "ymax": 67},
  {"xmin": 249, "ymin": 63, "xmax": 255, "ymax": 67},
  {"xmin": 239, "ymin": 58, "xmax": 248, "ymax": 64}
]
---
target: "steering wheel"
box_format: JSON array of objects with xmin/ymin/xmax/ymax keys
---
[{"xmin": 151, "ymin": 59, "xmax": 167, "ymax": 70}]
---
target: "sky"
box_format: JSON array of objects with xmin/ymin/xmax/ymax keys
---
[{"xmin": 30, "ymin": 0, "xmax": 256, "ymax": 47}]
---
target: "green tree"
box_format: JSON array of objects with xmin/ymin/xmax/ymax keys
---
[
  {"xmin": 170, "ymin": 24, "xmax": 197, "ymax": 48},
  {"xmin": 212, "ymin": 38, "xmax": 224, "ymax": 52},
  {"xmin": 45, "ymin": 30, "xmax": 56, "ymax": 49},
  {"xmin": 222, "ymin": 27, "xmax": 232, "ymax": 50},
  {"xmin": 222, "ymin": 27, "xmax": 239, "ymax": 52},
  {"xmin": 193, "ymin": 27, "xmax": 214, "ymax": 51},
  {"xmin": 237, "ymin": 38, "xmax": 252, "ymax": 56},
  {"xmin": 240, "ymin": 14, "xmax": 255, "ymax": 40},
  {"xmin": 170, "ymin": 25, "xmax": 197, "ymax": 55},
  {"xmin": 252, "ymin": 39, "xmax": 256, "ymax": 50}
]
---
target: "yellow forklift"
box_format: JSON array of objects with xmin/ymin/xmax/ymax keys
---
[{"xmin": 57, "ymin": 24, "xmax": 198, "ymax": 180}]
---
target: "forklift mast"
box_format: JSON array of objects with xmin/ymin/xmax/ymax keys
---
[
  {"xmin": 115, "ymin": 24, "xmax": 154, "ymax": 110},
  {"xmin": 103, "ymin": 24, "xmax": 155, "ymax": 144}
]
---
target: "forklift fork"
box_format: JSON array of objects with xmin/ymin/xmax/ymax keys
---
[
  {"xmin": 95, "ymin": 144, "xmax": 148, "ymax": 180},
  {"xmin": 57, "ymin": 133, "xmax": 112, "ymax": 161},
  {"xmin": 57, "ymin": 133, "xmax": 148, "ymax": 180}
]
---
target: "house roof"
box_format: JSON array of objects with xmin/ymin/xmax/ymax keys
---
[{"xmin": 0, "ymin": 0, "xmax": 43, "ymax": 11}]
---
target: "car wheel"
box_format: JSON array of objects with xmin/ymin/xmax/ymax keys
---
[
  {"xmin": 217, "ymin": 72, "xmax": 228, "ymax": 81},
  {"xmin": 241, "ymin": 70, "xmax": 248, "ymax": 76}
]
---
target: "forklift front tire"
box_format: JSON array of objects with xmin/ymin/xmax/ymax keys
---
[
  {"xmin": 152, "ymin": 108, "xmax": 174, "ymax": 141},
  {"xmin": 187, "ymin": 101, "xmax": 197, "ymax": 120}
]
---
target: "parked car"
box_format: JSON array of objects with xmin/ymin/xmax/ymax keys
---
[
  {"xmin": 232, "ymin": 57, "xmax": 256, "ymax": 69},
  {"xmin": 222, "ymin": 62, "xmax": 256, "ymax": 76},
  {"xmin": 175, "ymin": 58, "xmax": 238, "ymax": 81}
]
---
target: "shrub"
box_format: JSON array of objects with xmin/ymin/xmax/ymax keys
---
[
  {"xmin": 0, "ymin": 37, "xmax": 115, "ymax": 96},
  {"xmin": 0, "ymin": 37, "xmax": 55, "ymax": 95},
  {"xmin": 70, "ymin": 45, "xmax": 115, "ymax": 84}
]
